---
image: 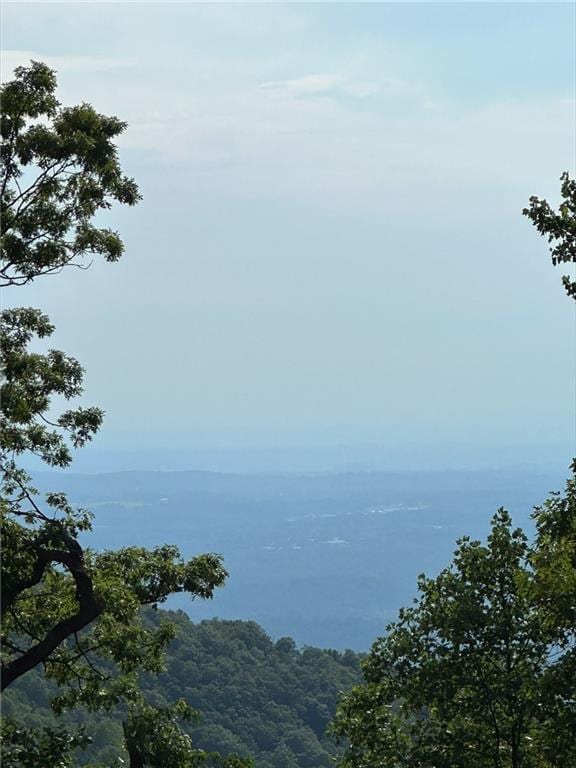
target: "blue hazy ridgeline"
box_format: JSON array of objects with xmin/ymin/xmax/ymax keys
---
[{"xmin": 34, "ymin": 468, "xmax": 566, "ymax": 650}]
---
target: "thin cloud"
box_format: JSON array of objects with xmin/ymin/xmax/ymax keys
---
[
  {"xmin": 260, "ymin": 74, "xmax": 379, "ymax": 99},
  {"xmin": 1, "ymin": 50, "xmax": 134, "ymax": 78}
]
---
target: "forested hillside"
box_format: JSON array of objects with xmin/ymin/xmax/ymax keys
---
[{"xmin": 2, "ymin": 610, "xmax": 362, "ymax": 768}]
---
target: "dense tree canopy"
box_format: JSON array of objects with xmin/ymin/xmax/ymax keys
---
[{"xmin": 3, "ymin": 613, "xmax": 362, "ymax": 767}]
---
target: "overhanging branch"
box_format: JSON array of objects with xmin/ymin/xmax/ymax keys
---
[{"xmin": 1, "ymin": 548, "xmax": 101, "ymax": 690}]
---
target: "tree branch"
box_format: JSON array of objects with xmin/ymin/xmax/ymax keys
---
[{"xmin": 1, "ymin": 548, "xmax": 101, "ymax": 690}]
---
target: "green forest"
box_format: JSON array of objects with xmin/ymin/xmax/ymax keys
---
[
  {"xmin": 1, "ymin": 61, "xmax": 575, "ymax": 768},
  {"xmin": 2, "ymin": 610, "xmax": 362, "ymax": 767}
]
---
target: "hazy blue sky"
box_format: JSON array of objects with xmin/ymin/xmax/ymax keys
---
[{"xmin": 2, "ymin": 2, "xmax": 575, "ymax": 470}]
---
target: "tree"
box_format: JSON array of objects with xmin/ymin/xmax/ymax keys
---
[
  {"xmin": 523, "ymin": 171, "xmax": 576, "ymax": 300},
  {"xmin": 527, "ymin": 469, "xmax": 576, "ymax": 763},
  {"xmin": 0, "ymin": 62, "xmax": 241, "ymax": 766},
  {"xmin": 331, "ymin": 505, "xmax": 575, "ymax": 768},
  {"xmin": 122, "ymin": 699, "xmax": 253, "ymax": 768},
  {"xmin": 331, "ymin": 182, "xmax": 576, "ymax": 767}
]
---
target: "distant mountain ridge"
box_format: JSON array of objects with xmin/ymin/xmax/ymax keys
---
[
  {"xmin": 32, "ymin": 466, "xmax": 566, "ymax": 501},
  {"xmin": 23, "ymin": 438, "xmax": 572, "ymax": 474}
]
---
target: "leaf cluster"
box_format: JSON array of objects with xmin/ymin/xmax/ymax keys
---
[
  {"xmin": 1, "ymin": 307, "xmax": 103, "ymax": 468},
  {"xmin": 1, "ymin": 60, "xmax": 140, "ymax": 287},
  {"xmin": 1, "ymin": 717, "xmax": 91, "ymax": 768},
  {"xmin": 523, "ymin": 172, "xmax": 576, "ymax": 299}
]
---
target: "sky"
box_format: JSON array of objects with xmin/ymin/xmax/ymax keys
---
[{"xmin": 2, "ymin": 2, "xmax": 575, "ymax": 472}]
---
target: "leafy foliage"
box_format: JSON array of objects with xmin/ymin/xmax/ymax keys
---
[
  {"xmin": 523, "ymin": 172, "xmax": 576, "ymax": 299},
  {"xmin": 1, "ymin": 60, "xmax": 140, "ymax": 287},
  {"xmin": 531, "ymin": 463, "xmax": 576, "ymax": 634},
  {"xmin": 1, "ymin": 306, "xmax": 103, "ymax": 470},
  {"xmin": 1, "ymin": 717, "xmax": 91, "ymax": 768},
  {"xmin": 0, "ymin": 61, "xmax": 240, "ymax": 766},
  {"xmin": 123, "ymin": 698, "xmax": 255, "ymax": 768},
  {"xmin": 2, "ymin": 613, "xmax": 362, "ymax": 768},
  {"xmin": 331, "ymin": 485, "xmax": 576, "ymax": 768},
  {"xmin": 145, "ymin": 613, "xmax": 361, "ymax": 768}
]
